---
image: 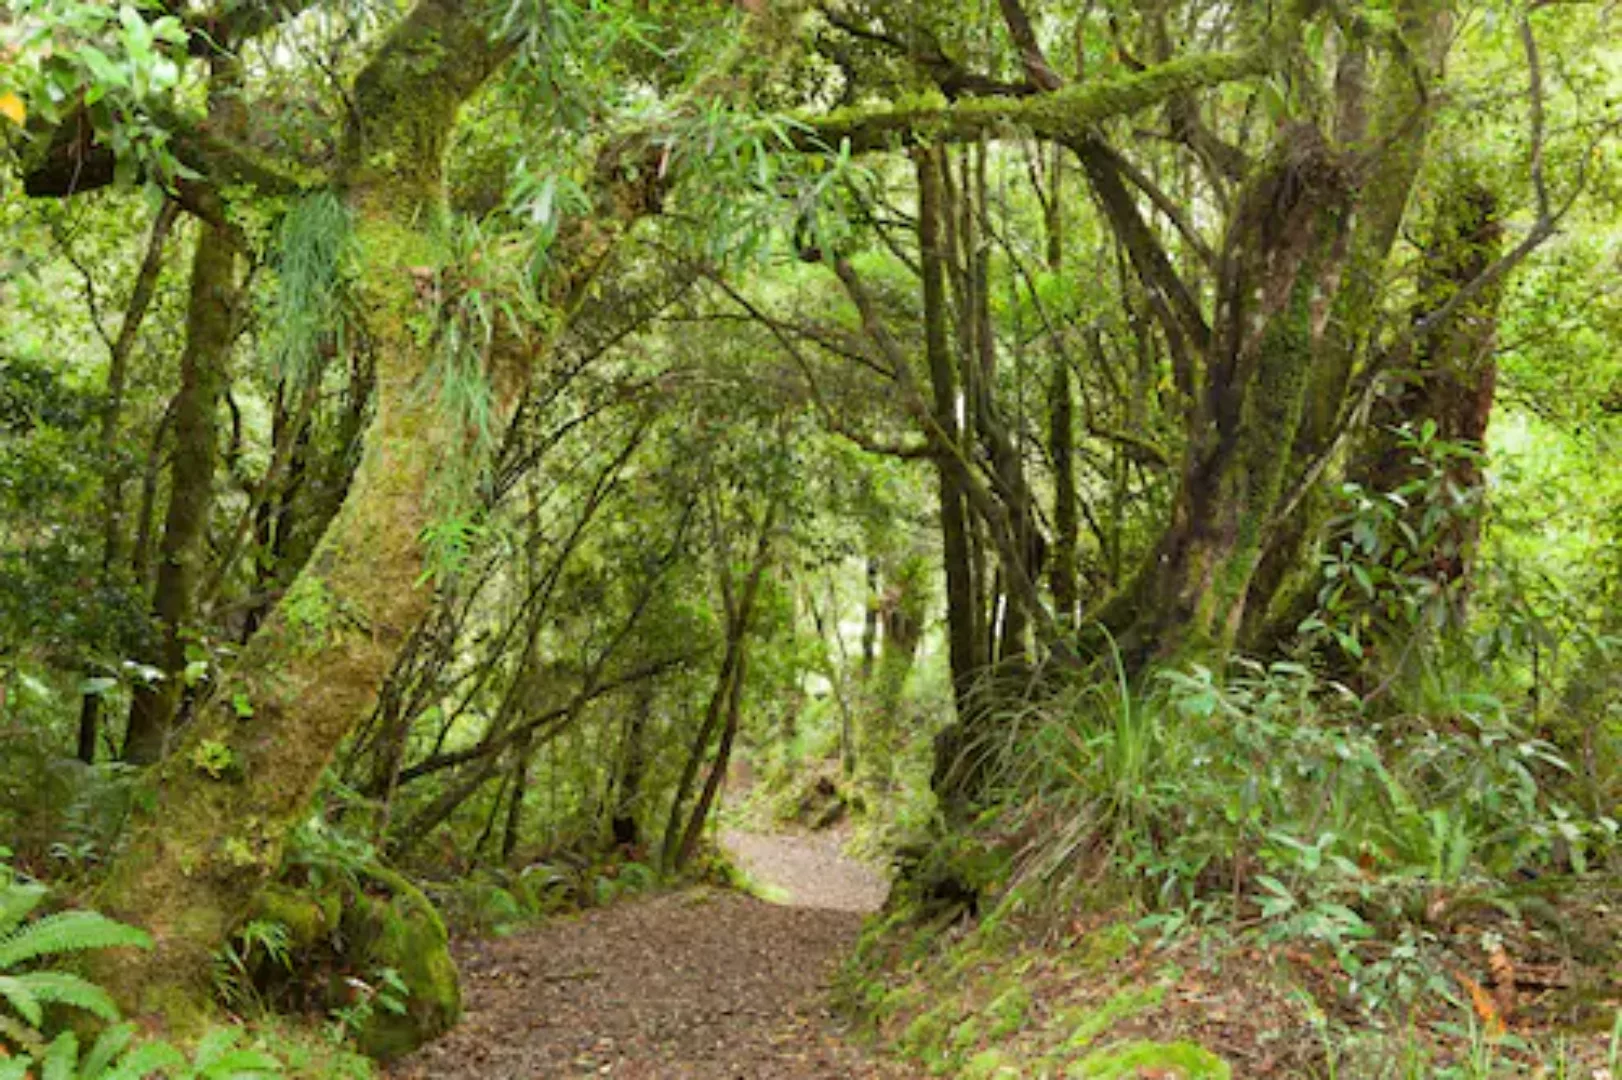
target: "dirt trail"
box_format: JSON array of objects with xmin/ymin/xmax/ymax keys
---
[
  {"xmin": 721, "ymin": 828, "xmax": 890, "ymax": 913},
  {"xmin": 392, "ymin": 833, "xmax": 910, "ymax": 1079}
]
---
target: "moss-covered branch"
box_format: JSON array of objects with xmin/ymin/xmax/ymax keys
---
[
  {"xmin": 20, "ymin": 101, "xmax": 310, "ymax": 203},
  {"xmin": 797, "ymin": 48, "xmax": 1275, "ymax": 153}
]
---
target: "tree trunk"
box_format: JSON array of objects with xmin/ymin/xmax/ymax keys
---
[
  {"xmin": 916, "ymin": 147, "xmax": 992, "ymax": 805},
  {"xmin": 1049, "ymin": 360, "xmax": 1079, "ymax": 626},
  {"xmin": 90, "ymin": 1, "xmax": 517, "ymax": 1023},
  {"xmin": 123, "ymin": 211, "xmax": 241, "ymax": 763},
  {"xmin": 610, "ymin": 682, "xmax": 655, "ymax": 850},
  {"xmin": 1241, "ymin": 1, "xmax": 1450, "ymax": 651},
  {"xmin": 1352, "ymin": 181, "xmax": 1505, "ymax": 605},
  {"xmin": 676, "ymin": 642, "xmax": 748, "ymax": 869},
  {"xmin": 500, "ymin": 730, "xmax": 534, "ymax": 863},
  {"xmin": 661, "ymin": 501, "xmax": 777, "ymax": 872},
  {"xmin": 78, "ymin": 200, "xmax": 181, "ymax": 763},
  {"xmin": 1107, "ymin": 125, "xmax": 1352, "ymax": 662}
]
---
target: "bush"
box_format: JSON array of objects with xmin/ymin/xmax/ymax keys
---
[{"xmin": 988, "ymin": 657, "xmax": 1617, "ymax": 1015}]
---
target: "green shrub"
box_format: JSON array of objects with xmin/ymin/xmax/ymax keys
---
[{"xmin": 988, "ymin": 656, "xmax": 1617, "ymax": 1014}]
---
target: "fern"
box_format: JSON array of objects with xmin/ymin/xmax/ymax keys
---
[
  {"xmin": 0, "ymin": 860, "xmax": 147, "ymax": 1052},
  {"xmin": 0, "ymin": 971, "xmax": 119, "ymax": 1026},
  {"xmin": 0, "ymin": 857, "xmax": 284, "ymax": 1078},
  {"xmin": 0, "ymin": 910, "xmax": 151, "ymax": 969}
]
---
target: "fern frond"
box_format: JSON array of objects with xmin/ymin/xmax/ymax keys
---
[
  {"xmin": 0, "ymin": 882, "xmax": 45, "ymax": 937},
  {"xmin": 199, "ymin": 1047, "xmax": 283, "ymax": 1077},
  {"xmin": 0, "ymin": 1009, "xmax": 44, "ymax": 1054},
  {"xmin": 7, "ymin": 971, "xmax": 120, "ymax": 1021},
  {"xmin": 192, "ymin": 1024, "xmax": 240, "ymax": 1067},
  {"xmin": 41, "ymin": 1030, "xmax": 78, "ymax": 1080},
  {"xmin": 98, "ymin": 1039, "xmax": 188, "ymax": 1080},
  {"xmin": 79, "ymin": 1022, "xmax": 136, "ymax": 1080},
  {"xmin": 0, "ymin": 972, "xmax": 43, "ymax": 1026},
  {"xmin": 0, "ymin": 910, "xmax": 151, "ymax": 969}
]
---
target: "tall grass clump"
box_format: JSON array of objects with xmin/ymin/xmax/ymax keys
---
[{"xmin": 976, "ymin": 648, "xmax": 1616, "ymax": 1017}]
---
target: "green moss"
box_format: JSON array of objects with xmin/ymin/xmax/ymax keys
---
[
  {"xmin": 950, "ymin": 1015, "xmax": 983, "ymax": 1051},
  {"xmin": 804, "ymin": 49, "xmax": 1273, "ymax": 153},
  {"xmin": 251, "ymin": 884, "xmax": 336, "ymax": 948},
  {"xmin": 986, "ymin": 984, "xmax": 1032, "ymax": 1039},
  {"xmin": 1068, "ymin": 1040, "xmax": 1230, "ymax": 1079},
  {"xmin": 1075, "ymin": 923, "xmax": 1136, "ymax": 971},
  {"xmin": 963, "ymin": 1047, "xmax": 1019, "ymax": 1078},
  {"xmin": 282, "ymin": 576, "xmax": 337, "ymax": 655},
  {"xmin": 901, "ymin": 1003, "xmax": 954, "ymax": 1055},
  {"xmin": 1060, "ymin": 983, "xmax": 1167, "ymax": 1050},
  {"xmin": 342, "ymin": 872, "xmax": 460, "ymax": 1062}
]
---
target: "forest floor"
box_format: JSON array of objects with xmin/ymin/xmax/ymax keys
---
[{"xmin": 390, "ymin": 828, "xmax": 914, "ymax": 1079}]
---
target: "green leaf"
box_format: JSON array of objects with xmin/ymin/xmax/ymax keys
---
[
  {"xmin": 41, "ymin": 1031, "xmax": 79, "ymax": 1080},
  {"xmin": 8, "ymin": 971, "xmax": 122, "ymax": 1021},
  {"xmin": 0, "ymin": 973, "xmax": 43, "ymax": 1026},
  {"xmin": 81, "ymin": 1023, "xmax": 138, "ymax": 1080},
  {"xmin": 0, "ymin": 910, "xmax": 152, "ymax": 969}
]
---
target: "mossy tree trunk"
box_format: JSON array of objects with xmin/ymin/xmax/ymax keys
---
[
  {"xmin": 91, "ymin": 1, "xmax": 519, "ymax": 1023},
  {"xmin": 1240, "ymin": 1, "xmax": 1451, "ymax": 651},
  {"xmin": 1099, "ymin": 125, "xmax": 1353, "ymax": 662},
  {"xmin": 1351, "ymin": 180, "xmax": 1505, "ymax": 608},
  {"xmin": 124, "ymin": 59, "xmax": 247, "ymax": 765},
  {"xmin": 915, "ymin": 146, "xmax": 994, "ymax": 805}
]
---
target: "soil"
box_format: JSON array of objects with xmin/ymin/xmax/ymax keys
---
[
  {"xmin": 390, "ymin": 832, "xmax": 913, "ymax": 1079},
  {"xmin": 720, "ymin": 828, "xmax": 890, "ymax": 913}
]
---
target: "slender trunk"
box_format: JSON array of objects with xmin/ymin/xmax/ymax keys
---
[
  {"xmin": 124, "ymin": 61, "xmax": 245, "ymax": 764},
  {"xmin": 79, "ymin": 201, "xmax": 181, "ymax": 762},
  {"xmin": 500, "ymin": 731, "xmax": 533, "ymax": 863},
  {"xmin": 1049, "ymin": 361, "xmax": 1079, "ymax": 626},
  {"xmin": 130, "ymin": 400, "xmax": 175, "ymax": 589},
  {"xmin": 676, "ymin": 643, "xmax": 747, "ymax": 868},
  {"xmin": 123, "ymin": 219, "xmax": 240, "ymax": 763},
  {"xmin": 610, "ymin": 683, "xmax": 654, "ymax": 849},
  {"xmin": 860, "ymin": 558, "xmax": 879, "ymax": 681},
  {"xmin": 918, "ymin": 147, "xmax": 990, "ymax": 804},
  {"xmin": 661, "ymin": 501, "xmax": 777, "ymax": 871}
]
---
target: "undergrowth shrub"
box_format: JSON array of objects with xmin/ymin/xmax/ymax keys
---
[{"xmin": 986, "ymin": 656, "xmax": 1618, "ymax": 1017}]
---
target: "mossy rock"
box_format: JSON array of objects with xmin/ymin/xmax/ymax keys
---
[
  {"xmin": 342, "ymin": 874, "xmax": 461, "ymax": 1061},
  {"xmin": 1068, "ymin": 1039, "xmax": 1230, "ymax": 1079},
  {"xmin": 251, "ymin": 883, "xmax": 340, "ymax": 949}
]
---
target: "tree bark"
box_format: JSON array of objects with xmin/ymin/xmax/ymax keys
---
[
  {"xmin": 916, "ymin": 147, "xmax": 993, "ymax": 805},
  {"xmin": 1103, "ymin": 124, "xmax": 1353, "ymax": 662},
  {"xmin": 78, "ymin": 199, "xmax": 181, "ymax": 763},
  {"xmin": 124, "ymin": 54, "xmax": 248, "ymax": 765},
  {"xmin": 90, "ymin": 1, "xmax": 518, "ymax": 1022},
  {"xmin": 1352, "ymin": 181, "xmax": 1505, "ymax": 605},
  {"xmin": 661, "ymin": 500, "xmax": 778, "ymax": 872}
]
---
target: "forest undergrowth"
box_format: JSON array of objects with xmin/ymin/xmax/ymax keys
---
[{"xmin": 841, "ymin": 645, "xmax": 1622, "ymax": 1079}]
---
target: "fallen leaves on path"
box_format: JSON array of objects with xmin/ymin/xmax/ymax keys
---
[{"xmin": 390, "ymin": 889, "xmax": 916, "ymax": 1079}]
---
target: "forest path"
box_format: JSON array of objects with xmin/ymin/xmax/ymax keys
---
[
  {"xmin": 392, "ymin": 830, "xmax": 911, "ymax": 1079},
  {"xmin": 720, "ymin": 826, "xmax": 890, "ymax": 913}
]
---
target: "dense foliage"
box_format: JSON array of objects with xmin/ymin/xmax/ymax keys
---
[{"xmin": 0, "ymin": 0, "xmax": 1619, "ymax": 1073}]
